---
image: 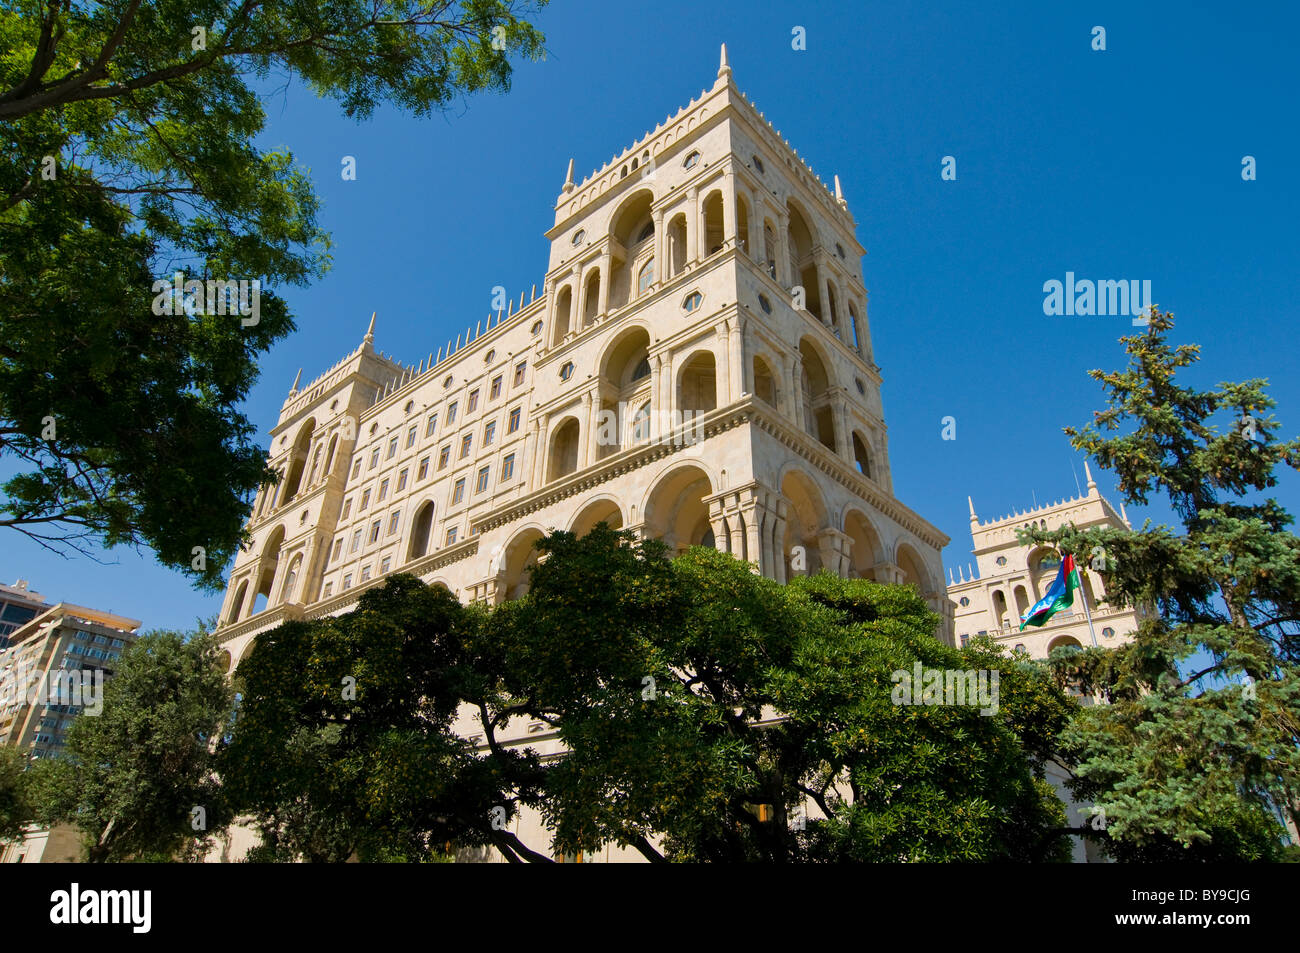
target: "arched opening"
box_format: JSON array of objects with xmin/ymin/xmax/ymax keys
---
[
  {"xmin": 598, "ymin": 328, "xmax": 653, "ymax": 455},
  {"xmin": 280, "ymin": 418, "xmax": 316, "ymax": 505},
  {"xmin": 227, "ymin": 580, "xmax": 249, "ymax": 623},
  {"xmin": 799, "ymin": 339, "xmax": 836, "ymax": 450},
  {"xmin": 897, "ymin": 543, "xmax": 932, "ymax": 604},
  {"xmin": 610, "ymin": 190, "xmax": 654, "ymax": 311},
  {"xmin": 991, "ymin": 589, "xmax": 1009, "ymax": 628},
  {"xmin": 852, "ymin": 432, "xmax": 872, "ymax": 478},
  {"xmin": 307, "ymin": 445, "xmax": 323, "ymax": 485},
  {"xmin": 408, "ymin": 501, "xmax": 435, "ymax": 561},
  {"xmin": 631, "ymin": 401, "xmax": 652, "ymax": 443},
  {"xmin": 667, "ymin": 213, "xmax": 687, "ymax": 278},
  {"xmin": 324, "ymin": 434, "xmax": 339, "ymax": 477},
  {"xmin": 702, "ymin": 191, "xmax": 724, "ymax": 257},
  {"xmin": 501, "ymin": 528, "xmax": 545, "ymax": 601},
  {"xmin": 781, "ymin": 470, "xmax": 827, "ymax": 577},
  {"xmin": 786, "ymin": 202, "xmax": 822, "ymax": 320},
  {"xmin": 752, "ymin": 356, "xmax": 776, "ymax": 406},
  {"xmin": 582, "ymin": 270, "xmax": 601, "ymax": 327},
  {"xmin": 847, "ymin": 302, "xmax": 862, "ymax": 351},
  {"xmin": 553, "ymin": 285, "xmax": 573, "ymax": 346},
  {"xmin": 1014, "ymin": 585, "xmax": 1030, "ymax": 623},
  {"xmin": 826, "ymin": 284, "xmax": 841, "ymax": 337},
  {"xmin": 736, "ymin": 193, "xmax": 751, "ymax": 257},
  {"xmin": 1048, "ymin": 635, "xmax": 1084, "ymax": 654},
  {"xmin": 678, "ymin": 351, "xmax": 718, "ymax": 416},
  {"xmin": 763, "ymin": 219, "xmax": 778, "ymax": 278},
  {"xmin": 547, "ymin": 417, "xmax": 581, "ymax": 481},
  {"xmin": 281, "ymin": 553, "xmax": 303, "ymax": 605},
  {"xmin": 253, "ymin": 526, "xmax": 285, "ymax": 615},
  {"xmin": 644, "ymin": 465, "xmax": 714, "ymax": 555},
  {"xmin": 843, "ymin": 509, "xmax": 883, "ymax": 580},
  {"xmin": 570, "ymin": 498, "xmax": 623, "ymax": 537},
  {"xmin": 1031, "ymin": 548, "xmax": 1062, "ymax": 600}
]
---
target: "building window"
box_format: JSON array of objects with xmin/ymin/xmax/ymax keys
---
[
  {"xmin": 751, "ymin": 154, "xmax": 765, "ymax": 173},
  {"xmin": 438, "ymin": 446, "xmax": 450, "ymax": 470},
  {"xmin": 502, "ymin": 453, "xmax": 515, "ymax": 481},
  {"xmin": 559, "ymin": 361, "xmax": 575, "ymax": 382},
  {"xmin": 1102, "ymin": 627, "xmax": 1116, "ymax": 639},
  {"xmin": 633, "ymin": 403, "xmax": 651, "ymax": 441},
  {"xmin": 406, "ymin": 426, "xmax": 417, "ymax": 448},
  {"xmin": 404, "ymin": 400, "xmax": 414, "ymax": 414},
  {"xmin": 388, "ymin": 511, "xmax": 400, "ymax": 535},
  {"xmin": 448, "ymin": 401, "xmax": 458, "ymax": 423},
  {"xmin": 959, "ymin": 634, "xmax": 969, "ymax": 647},
  {"xmin": 490, "ymin": 376, "xmax": 503, "ymax": 400},
  {"xmin": 397, "ymin": 468, "xmax": 408, "ymax": 491},
  {"xmin": 350, "ymin": 530, "xmax": 361, "ymax": 553},
  {"xmin": 368, "ymin": 520, "xmax": 381, "ymax": 544},
  {"xmin": 958, "ymin": 596, "xmax": 970, "ymax": 607},
  {"xmin": 380, "ymin": 556, "xmax": 391, "ymax": 574},
  {"xmin": 368, "ymin": 449, "xmax": 380, "ymax": 469},
  {"xmin": 476, "ymin": 466, "xmax": 490, "ymax": 493},
  {"xmin": 683, "ymin": 151, "xmax": 700, "ymax": 169},
  {"xmin": 683, "ymin": 291, "xmax": 703, "ymax": 312},
  {"xmin": 446, "ymin": 526, "xmax": 458, "ymax": 545},
  {"xmin": 468, "ymin": 389, "xmax": 479, "ymax": 413},
  {"xmin": 387, "ymin": 437, "xmax": 398, "ymax": 459},
  {"xmin": 571, "ymin": 229, "xmax": 585, "ymax": 246},
  {"xmin": 758, "ymin": 293, "xmax": 772, "ymax": 314},
  {"xmin": 426, "ymin": 413, "xmax": 438, "ymax": 437},
  {"xmin": 323, "ymin": 582, "xmax": 333, "ymax": 598},
  {"xmin": 419, "ymin": 456, "xmax": 432, "ymax": 479},
  {"xmin": 513, "ymin": 362, "xmax": 526, "ymax": 386},
  {"xmin": 855, "ymin": 378, "xmax": 866, "ymax": 396},
  {"xmin": 378, "ymin": 478, "xmax": 389, "ymax": 502},
  {"xmin": 460, "ymin": 434, "xmax": 472, "ymax": 458},
  {"xmin": 531, "ymin": 320, "xmax": 543, "ymax": 336},
  {"xmin": 484, "ymin": 421, "xmax": 496, "ymax": 446},
  {"xmin": 508, "ymin": 407, "xmax": 521, "ymax": 433},
  {"xmin": 444, "ymin": 374, "xmax": 454, "ymax": 388},
  {"xmin": 360, "ymin": 565, "xmax": 371, "ymax": 582},
  {"xmin": 331, "ymin": 538, "xmax": 343, "ymax": 561},
  {"xmin": 351, "ymin": 459, "xmax": 362, "ymax": 479},
  {"xmin": 341, "ymin": 498, "xmax": 352, "ymax": 520},
  {"xmin": 485, "ymin": 349, "xmax": 495, "ymax": 364},
  {"xmin": 452, "ymin": 478, "xmax": 465, "ymax": 504},
  {"xmin": 638, "ymin": 259, "xmax": 654, "ymax": 295},
  {"xmin": 360, "ymin": 489, "xmax": 371, "ymax": 510},
  {"xmin": 995, "ymin": 556, "xmax": 1008, "ymax": 567}
]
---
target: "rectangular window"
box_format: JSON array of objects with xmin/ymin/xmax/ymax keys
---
[
  {"xmin": 368, "ymin": 520, "xmax": 381, "ymax": 544},
  {"xmin": 508, "ymin": 407, "xmax": 521, "ymax": 433},
  {"xmin": 426, "ymin": 413, "xmax": 438, "ymax": 437},
  {"xmin": 452, "ymin": 478, "xmax": 465, "ymax": 504},
  {"xmin": 397, "ymin": 468, "xmax": 408, "ymax": 491},
  {"xmin": 513, "ymin": 362, "xmax": 526, "ymax": 386},
  {"xmin": 352, "ymin": 458, "xmax": 362, "ymax": 479},
  {"xmin": 342, "ymin": 573, "xmax": 353, "ymax": 590},
  {"xmin": 360, "ymin": 564, "xmax": 371, "ymax": 582},
  {"xmin": 331, "ymin": 538, "xmax": 343, "ymax": 562},
  {"xmin": 490, "ymin": 375, "xmax": 502, "ymax": 400},
  {"xmin": 387, "ymin": 437, "xmax": 398, "ymax": 460},
  {"xmin": 350, "ymin": 530, "xmax": 362, "ymax": 553},
  {"xmin": 418, "ymin": 456, "xmax": 430, "ymax": 480},
  {"xmin": 484, "ymin": 421, "xmax": 496, "ymax": 446},
  {"xmin": 323, "ymin": 582, "xmax": 333, "ymax": 598},
  {"xmin": 378, "ymin": 478, "xmax": 389, "ymax": 502},
  {"xmin": 460, "ymin": 434, "xmax": 472, "ymax": 459},
  {"xmin": 501, "ymin": 453, "xmax": 515, "ymax": 481},
  {"xmin": 446, "ymin": 526, "xmax": 458, "ymax": 545},
  {"xmin": 341, "ymin": 498, "xmax": 352, "ymax": 520},
  {"xmin": 360, "ymin": 489, "xmax": 371, "ymax": 510},
  {"xmin": 387, "ymin": 511, "xmax": 399, "ymax": 535},
  {"xmin": 438, "ymin": 446, "xmax": 450, "ymax": 470},
  {"xmin": 369, "ymin": 449, "xmax": 380, "ymax": 470},
  {"xmin": 476, "ymin": 466, "xmax": 490, "ymax": 493},
  {"xmin": 381, "ymin": 556, "xmax": 391, "ymax": 574},
  {"xmin": 448, "ymin": 401, "xmax": 458, "ymax": 424},
  {"xmin": 406, "ymin": 426, "xmax": 417, "ymax": 449},
  {"xmin": 468, "ymin": 389, "xmax": 479, "ymax": 413}
]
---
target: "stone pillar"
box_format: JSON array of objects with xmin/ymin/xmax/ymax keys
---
[
  {"xmin": 776, "ymin": 210, "xmax": 791, "ymax": 287},
  {"xmin": 708, "ymin": 498, "xmax": 728, "ymax": 554},
  {"xmin": 819, "ymin": 267, "xmax": 834, "ymax": 329},
  {"xmin": 771, "ymin": 499, "xmax": 789, "ymax": 584},
  {"xmin": 833, "ymin": 395, "xmax": 851, "ymax": 459},
  {"xmin": 721, "ymin": 177, "xmax": 736, "ymax": 249},
  {"xmin": 716, "ymin": 322, "xmax": 731, "ymax": 407},
  {"xmin": 531, "ymin": 417, "xmax": 549, "ymax": 486},
  {"xmin": 686, "ymin": 187, "xmax": 699, "ymax": 264},
  {"xmin": 651, "ymin": 353, "xmax": 665, "ymax": 423},
  {"xmin": 652, "ymin": 208, "xmax": 665, "ymax": 284},
  {"xmin": 746, "ymin": 188, "xmax": 760, "ymax": 262},
  {"xmin": 790, "ymin": 353, "xmax": 805, "ymax": 432},
  {"xmin": 596, "ymin": 254, "xmax": 611, "ymax": 317},
  {"xmin": 580, "ymin": 391, "xmax": 595, "ymax": 467},
  {"xmin": 816, "ymin": 528, "xmax": 852, "ymax": 578},
  {"xmin": 728, "ymin": 318, "xmax": 744, "ymax": 402}
]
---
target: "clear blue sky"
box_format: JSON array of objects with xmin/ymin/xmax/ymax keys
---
[{"xmin": 5, "ymin": 0, "xmax": 1298, "ymax": 631}]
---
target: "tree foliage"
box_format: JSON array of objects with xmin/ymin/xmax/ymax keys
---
[
  {"xmin": 0, "ymin": 0, "xmax": 545, "ymax": 585},
  {"xmin": 1024, "ymin": 308, "xmax": 1300, "ymax": 859}
]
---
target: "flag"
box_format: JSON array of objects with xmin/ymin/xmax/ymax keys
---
[{"xmin": 1019, "ymin": 553, "xmax": 1081, "ymax": 630}]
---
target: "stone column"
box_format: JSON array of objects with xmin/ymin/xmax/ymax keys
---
[
  {"xmin": 579, "ymin": 391, "xmax": 594, "ymax": 467},
  {"xmin": 729, "ymin": 318, "xmax": 744, "ymax": 402},
  {"xmin": 746, "ymin": 188, "xmax": 760, "ymax": 262},
  {"xmin": 716, "ymin": 322, "xmax": 731, "ymax": 407},
  {"xmin": 686, "ymin": 187, "xmax": 699, "ymax": 264},
  {"xmin": 833, "ymin": 395, "xmax": 851, "ymax": 459},
  {"xmin": 771, "ymin": 499, "xmax": 789, "ymax": 584},
  {"xmin": 790, "ymin": 353, "xmax": 806, "ymax": 432},
  {"xmin": 816, "ymin": 528, "xmax": 852, "ymax": 578},
  {"xmin": 721, "ymin": 176, "xmax": 736, "ymax": 249},
  {"xmin": 531, "ymin": 416, "xmax": 549, "ymax": 486},
  {"xmin": 596, "ymin": 253, "xmax": 611, "ymax": 318},
  {"xmin": 652, "ymin": 208, "xmax": 665, "ymax": 284}
]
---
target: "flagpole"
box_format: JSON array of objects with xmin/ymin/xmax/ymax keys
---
[{"xmin": 1078, "ymin": 559, "xmax": 1099, "ymax": 647}]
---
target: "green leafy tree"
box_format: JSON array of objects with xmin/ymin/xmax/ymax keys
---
[
  {"xmin": 484, "ymin": 526, "xmax": 1077, "ymax": 862},
  {"xmin": 0, "ymin": 0, "xmax": 545, "ymax": 586},
  {"xmin": 30, "ymin": 630, "xmax": 235, "ymax": 861},
  {"xmin": 1027, "ymin": 308, "xmax": 1300, "ymax": 859},
  {"xmin": 0, "ymin": 746, "xmax": 34, "ymax": 843},
  {"xmin": 222, "ymin": 576, "xmax": 546, "ymax": 862}
]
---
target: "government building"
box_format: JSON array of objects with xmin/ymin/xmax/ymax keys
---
[{"xmin": 213, "ymin": 46, "xmax": 952, "ymax": 675}]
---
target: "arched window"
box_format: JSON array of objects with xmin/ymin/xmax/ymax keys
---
[
  {"xmin": 637, "ymin": 259, "xmax": 654, "ymax": 296},
  {"xmin": 632, "ymin": 402, "xmax": 651, "ymax": 442},
  {"xmin": 408, "ymin": 502, "xmax": 434, "ymax": 561},
  {"xmin": 852, "ymin": 433, "xmax": 872, "ymax": 477},
  {"xmin": 632, "ymin": 357, "xmax": 651, "ymax": 382},
  {"xmin": 636, "ymin": 222, "xmax": 654, "ymax": 243}
]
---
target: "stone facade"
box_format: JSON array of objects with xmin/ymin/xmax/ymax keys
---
[{"xmin": 947, "ymin": 461, "xmax": 1144, "ymax": 658}]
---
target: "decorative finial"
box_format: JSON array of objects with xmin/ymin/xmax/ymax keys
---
[
  {"xmin": 1084, "ymin": 458, "xmax": 1097, "ymax": 494},
  {"xmin": 562, "ymin": 158, "xmax": 575, "ymax": 193},
  {"xmin": 364, "ymin": 311, "xmax": 376, "ymax": 345},
  {"xmin": 717, "ymin": 43, "xmax": 732, "ymax": 82},
  {"xmin": 834, "ymin": 174, "xmax": 845, "ymax": 206},
  {"xmin": 290, "ymin": 368, "xmax": 302, "ymax": 393},
  {"xmin": 968, "ymin": 496, "xmax": 978, "ymax": 522},
  {"xmin": 1121, "ymin": 501, "xmax": 1130, "ymax": 527}
]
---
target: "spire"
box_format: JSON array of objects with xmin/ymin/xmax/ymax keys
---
[
  {"xmin": 562, "ymin": 158, "xmax": 575, "ymax": 193},
  {"xmin": 834, "ymin": 174, "xmax": 846, "ymax": 207},
  {"xmin": 290, "ymin": 368, "xmax": 302, "ymax": 393},
  {"xmin": 968, "ymin": 496, "xmax": 978, "ymax": 523},
  {"xmin": 716, "ymin": 43, "xmax": 732, "ymax": 83},
  {"xmin": 1084, "ymin": 458, "xmax": 1098, "ymax": 496},
  {"xmin": 1120, "ymin": 501, "xmax": 1131, "ymax": 527},
  {"xmin": 364, "ymin": 311, "xmax": 376, "ymax": 345}
]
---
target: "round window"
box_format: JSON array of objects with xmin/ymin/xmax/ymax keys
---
[
  {"xmin": 758, "ymin": 294, "xmax": 772, "ymax": 314},
  {"xmin": 559, "ymin": 362, "xmax": 575, "ymax": 381},
  {"xmin": 683, "ymin": 151, "xmax": 701, "ymax": 170},
  {"xmin": 995, "ymin": 556, "xmax": 1008, "ymax": 567},
  {"xmin": 571, "ymin": 229, "xmax": 585, "ymax": 246},
  {"xmin": 1102, "ymin": 627, "xmax": 1116, "ymax": 639},
  {"xmin": 683, "ymin": 291, "xmax": 703, "ymax": 312},
  {"xmin": 959, "ymin": 596, "xmax": 971, "ymax": 607}
]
